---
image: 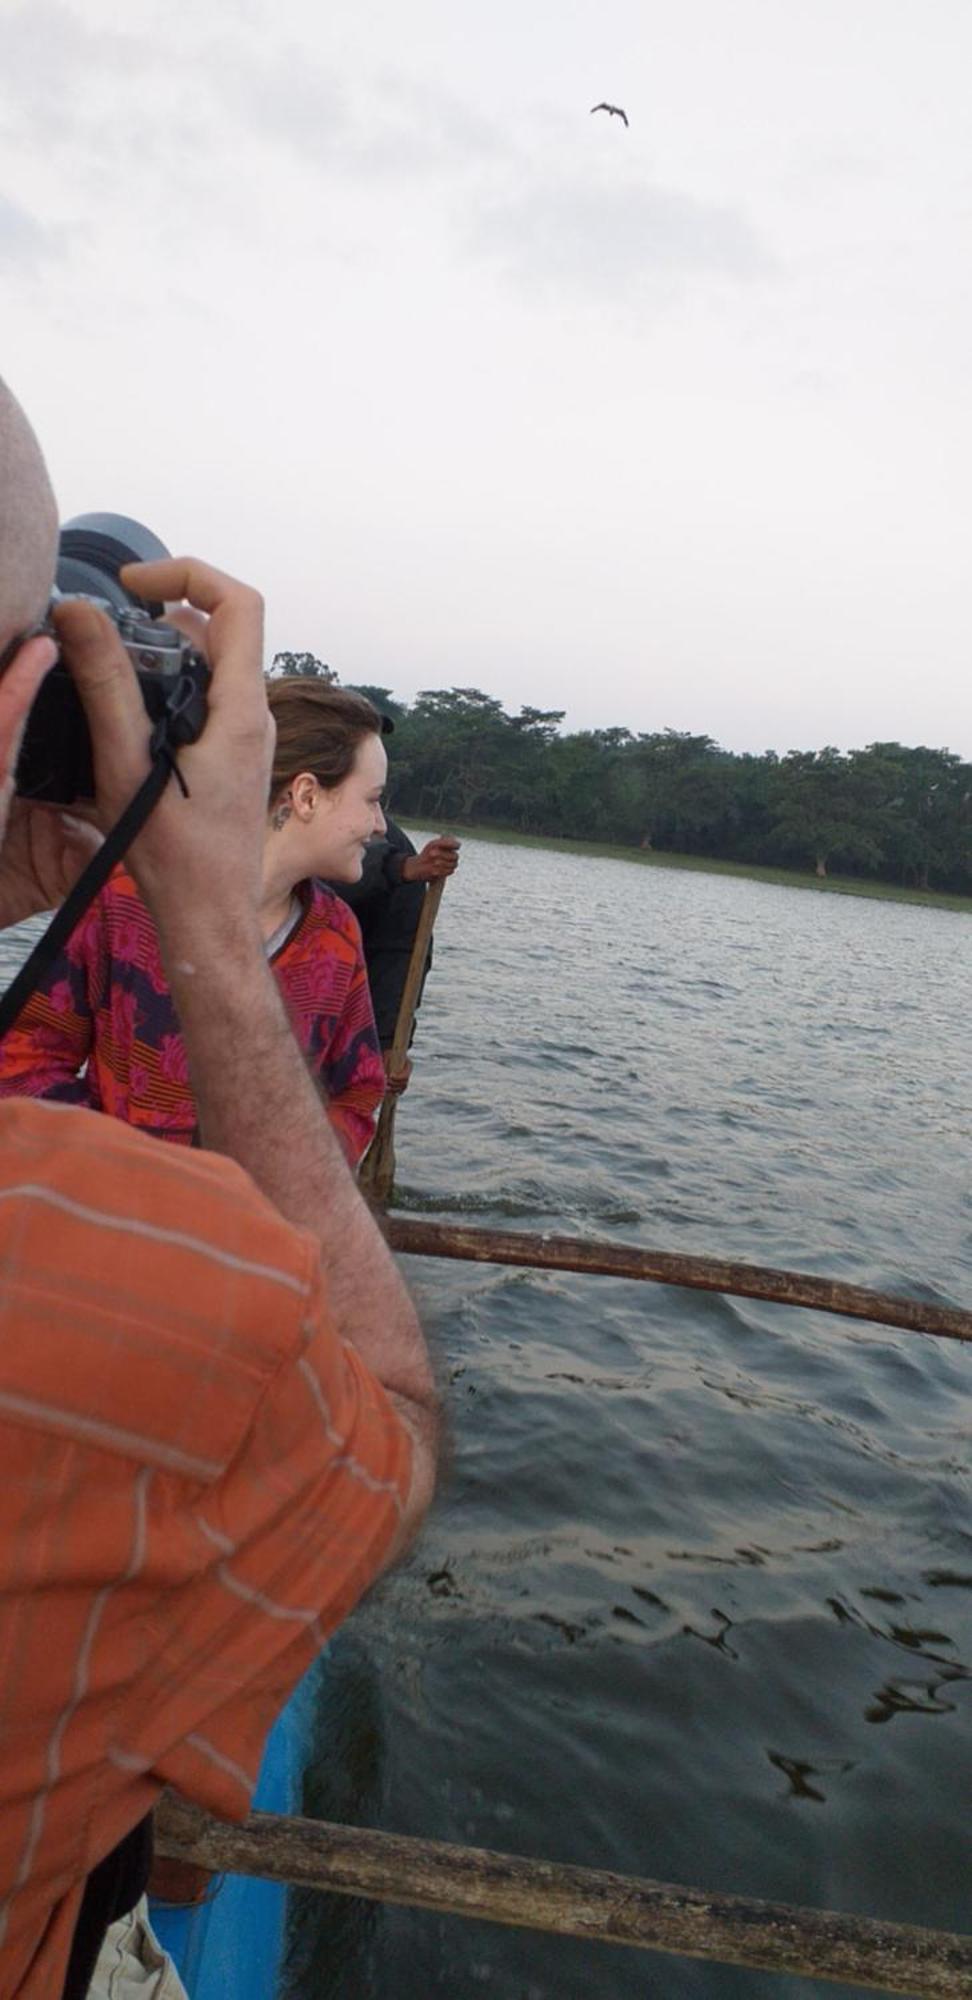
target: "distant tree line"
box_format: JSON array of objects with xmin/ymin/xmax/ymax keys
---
[
  {"xmin": 269, "ymin": 652, "xmax": 336, "ymax": 681},
  {"xmin": 274, "ymin": 660, "xmax": 972, "ymax": 893}
]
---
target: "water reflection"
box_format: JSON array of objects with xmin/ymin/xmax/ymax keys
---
[{"xmin": 765, "ymin": 1752, "xmax": 855, "ymax": 1804}]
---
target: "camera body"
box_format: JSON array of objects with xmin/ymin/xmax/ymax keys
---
[{"xmin": 13, "ymin": 513, "xmax": 210, "ymax": 806}]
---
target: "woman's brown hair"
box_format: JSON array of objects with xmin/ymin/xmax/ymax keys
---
[{"xmin": 266, "ymin": 677, "xmax": 382, "ymax": 804}]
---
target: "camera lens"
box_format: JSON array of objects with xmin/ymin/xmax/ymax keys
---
[{"xmin": 56, "ymin": 512, "xmax": 172, "ymax": 617}]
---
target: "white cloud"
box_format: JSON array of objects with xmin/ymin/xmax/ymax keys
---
[
  {"xmin": 470, "ymin": 173, "xmax": 775, "ymax": 305},
  {"xmin": 0, "ymin": 196, "xmax": 66, "ymax": 269},
  {"xmin": 0, "ymin": 1, "xmax": 152, "ymax": 135}
]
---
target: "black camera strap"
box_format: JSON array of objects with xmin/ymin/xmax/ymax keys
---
[{"xmin": 0, "ymin": 732, "xmax": 188, "ymax": 1043}]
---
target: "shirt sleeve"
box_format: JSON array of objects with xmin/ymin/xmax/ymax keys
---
[
  {"xmin": 116, "ymin": 1263, "xmax": 412, "ymax": 1822},
  {"xmin": 382, "ymin": 847, "xmax": 409, "ymax": 888},
  {"xmin": 0, "ymin": 899, "xmax": 104, "ymax": 1108},
  {"xmin": 0, "ymin": 1104, "xmax": 415, "ymax": 1995}
]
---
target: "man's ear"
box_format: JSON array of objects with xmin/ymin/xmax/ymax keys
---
[{"xmin": 0, "ymin": 634, "xmax": 56, "ymax": 791}]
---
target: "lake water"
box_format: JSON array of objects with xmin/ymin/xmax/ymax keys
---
[
  {"xmin": 287, "ymin": 839, "xmax": 972, "ymax": 1998},
  {"xmin": 3, "ymin": 846, "xmax": 971, "ymax": 1998}
]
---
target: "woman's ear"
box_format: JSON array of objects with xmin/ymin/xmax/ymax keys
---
[{"xmin": 291, "ymin": 772, "xmax": 321, "ymax": 822}]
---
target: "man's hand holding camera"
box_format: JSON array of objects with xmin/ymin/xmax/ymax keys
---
[
  {"xmin": 0, "ymin": 795, "xmax": 102, "ymax": 930},
  {"xmin": 0, "ymin": 629, "xmax": 101, "ymax": 927},
  {"xmin": 50, "ymin": 560, "xmax": 272, "ymax": 944},
  {"xmin": 0, "ymin": 557, "xmax": 273, "ymax": 949}
]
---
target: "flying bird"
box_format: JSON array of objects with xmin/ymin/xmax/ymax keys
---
[{"xmin": 590, "ymin": 102, "xmax": 628, "ymax": 126}]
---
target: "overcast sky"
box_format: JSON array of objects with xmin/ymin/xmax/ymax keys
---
[{"xmin": 2, "ymin": 0, "xmax": 970, "ymax": 754}]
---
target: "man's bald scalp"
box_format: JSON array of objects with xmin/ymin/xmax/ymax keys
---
[{"xmin": 0, "ymin": 377, "xmax": 58, "ymax": 653}]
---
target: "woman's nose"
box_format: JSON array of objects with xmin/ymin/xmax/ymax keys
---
[{"xmin": 374, "ymin": 804, "xmax": 387, "ymax": 835}]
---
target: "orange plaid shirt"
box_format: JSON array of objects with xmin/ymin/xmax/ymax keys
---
[{"xmin": 0, "ymin": 1097, "xmax": 411, "ymax": 2000}]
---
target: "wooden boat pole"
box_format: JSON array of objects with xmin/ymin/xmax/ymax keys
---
[
  {"xmin": 384, "ymin": 1217, "xmax": 972, "ymax": 1345},
  {"xmin": 154, "ymin": 1796, "xmax": 972, "ymax": 1996},
  {"xmin": 360, "ymin": 878, "xmax": 447, "ymax": 1205}
]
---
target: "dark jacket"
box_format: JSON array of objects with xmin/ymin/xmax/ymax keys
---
[{"xmin": 326, "ymin": 820, "xmax": 430, "ymax": 1047}]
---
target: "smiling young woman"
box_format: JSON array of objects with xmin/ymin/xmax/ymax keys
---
[
  {"xmin": 0, "ymin": 678, "xmax": 389, "ymax": 1165},
  {"xmin": 263, "ymin": 679, "xmax": 388, "ymax": 916}
]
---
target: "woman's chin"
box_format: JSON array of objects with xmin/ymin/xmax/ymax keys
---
[{"xmin": 328, "ymin": 854, "xmax": 364, "ymax": 884}]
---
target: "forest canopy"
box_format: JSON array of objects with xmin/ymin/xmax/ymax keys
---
[{"xmin": 271, "ymin": 659, "xmax": 972, "ymax": 893}]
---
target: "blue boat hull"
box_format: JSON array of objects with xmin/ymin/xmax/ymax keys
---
[{"xmin": 150, "ymin": 1657, "xmax": 324, "ymax": 1999}]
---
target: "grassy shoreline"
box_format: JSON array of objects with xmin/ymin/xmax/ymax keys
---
[{"xmin": 430, "ymin": 820, "xmax": 972, "ymax": 914}]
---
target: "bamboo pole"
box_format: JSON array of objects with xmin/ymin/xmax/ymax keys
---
[
  {"xmin": 154, "ymin": 1797, "xmax": 972, "ymax": 1996},
  {"xmin": 360, "ymin": 878, "xmax": 446, "ymax": 1205},
  {"xmin": 384, "ymin": 1216, "xmax": 972, "ymax": 1345}
]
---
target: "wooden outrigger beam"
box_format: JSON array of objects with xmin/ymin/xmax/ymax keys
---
[
  {"xmin": 385, "ymin": 1217, "xmax": 972, "ymax": 1346},
  {"xmin": 155, "ymin": 1796, "xmax": 972, "ymax": 1997}
]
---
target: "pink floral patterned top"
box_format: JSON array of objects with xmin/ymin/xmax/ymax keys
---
[{"xmin": 0, "ymin": 867, "xmax": 385, "ymax": 1164}]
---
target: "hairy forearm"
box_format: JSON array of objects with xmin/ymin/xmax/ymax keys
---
[{"xmin": 157, "ymin": 909, "xmax": 438, "ymax": 1481}]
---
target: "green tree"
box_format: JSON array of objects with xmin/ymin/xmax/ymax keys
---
[
  {"xmin": 857, "ymin": 743, "xmax": 970, "ymax": 890},
  {"xmin": 347, "ymin": 685, "xmax": 408, "ymax": 723},
  {"xmin": 497, "ymin": 708, "xmax": 566, "ymax": 828},
  {"xmin": 393, "ymin": 688, "xmax": 511, "ymax": 821},
  {"xmin": 538, "ymin": 729, "xmax": 635, "ymax": 838},
  {"xmin": 768, "ymin": 748, "xmax": 882, "ymax": 877},
  {"xmin": 269, "ymin": 652, "xmax": 337, "ymax": 680},
  {"xmin": 631, "ymin": 732, "xmax": 722, "ymax": 851},
  {"xmin": 731, "ymin": 751, "xmax": 779, "ymax": 863}
]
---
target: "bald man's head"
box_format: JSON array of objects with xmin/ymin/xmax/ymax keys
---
[{"xmin": 0, "ymin": 377, "xmax": 58, "ymax": 655}]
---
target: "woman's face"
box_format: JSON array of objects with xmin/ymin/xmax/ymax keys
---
[{"xmin": 312, "ymin": 731, "xmax": 388, "ymax": 881}]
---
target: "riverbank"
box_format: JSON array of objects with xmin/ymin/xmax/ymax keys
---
[{"xmin": 434, "ymin": 820, "xmax": 972, "ymax": 913}]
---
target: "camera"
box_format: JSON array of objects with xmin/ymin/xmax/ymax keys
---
[{"xmin": 14, "ymin": 513, "xmax": 210, "ymax": 805}]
